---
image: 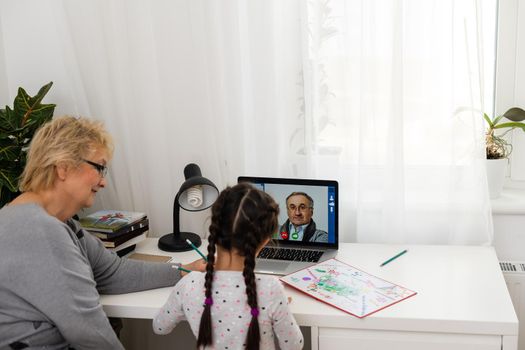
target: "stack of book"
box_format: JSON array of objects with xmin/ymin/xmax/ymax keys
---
[{"xmin": 79, "ymin": 210, "xmax": 148, "ymax": 254}]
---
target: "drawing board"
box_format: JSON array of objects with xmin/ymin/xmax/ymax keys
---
[{"xmin": 280, "ymin": 258, "xmax": 417, "ymax": 318}]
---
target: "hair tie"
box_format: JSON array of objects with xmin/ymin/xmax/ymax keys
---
[
  {"xmin": 250, "ymin": 308, "xmax": 259, "ymax": 317},
  {"xmin": 204, "ymin": 297, "xmax": 214, "ymax": 306}
]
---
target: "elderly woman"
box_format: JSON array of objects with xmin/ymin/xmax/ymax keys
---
[{"xmin": 0, "ymin": 116, "xmax": 205, "ymax": 349}]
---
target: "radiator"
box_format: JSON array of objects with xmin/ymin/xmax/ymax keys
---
[{"xmin": 501, "ymin": 261, "xmax": 525, "ymax": 350}]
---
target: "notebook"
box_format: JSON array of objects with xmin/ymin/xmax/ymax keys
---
[{"xmin": 238, "ymin": 176, "xmax": 338, "ymax": 275}]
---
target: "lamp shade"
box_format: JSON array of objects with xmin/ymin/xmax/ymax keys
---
[
  {"xmin": 158, "ymin": 163, "xmax": 218, "ymax": 252},
  {"xmin": 178, "ymin": 163, "xmax": 218, "ymax": 211}
]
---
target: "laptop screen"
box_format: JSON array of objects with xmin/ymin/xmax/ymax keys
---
[{"xmin": 238, "ymin": 176, "xmax": 338, "ymax": 249}]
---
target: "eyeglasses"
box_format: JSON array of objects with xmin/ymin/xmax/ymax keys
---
[
  {"xmin": 287, "ymin": 204, "xmax": 312, "ymax": 212},
  {"xmin": 83, "ymin": 159, "xmax": 108, "ymax": 178}
]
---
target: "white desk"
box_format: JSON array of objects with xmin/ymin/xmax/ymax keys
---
[{"xmin": 100, "ymin": 238, "xmax": 518, "ymax": 350}]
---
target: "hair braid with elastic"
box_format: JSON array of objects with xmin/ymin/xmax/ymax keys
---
[
  {"xmin": 196, "ymin": 219, "xmax": 217, "ymax": 347},
  {"xmin": 242, "ymin": 232, "xmax": 260, "ymax": 349}
]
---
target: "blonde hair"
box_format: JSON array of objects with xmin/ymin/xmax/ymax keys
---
[{"xmin": 19, "ymin": 116, "xmax": 114, "ymax": 192}]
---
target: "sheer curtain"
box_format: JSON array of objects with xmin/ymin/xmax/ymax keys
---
[
  {"xmin": 300, "ymin": 0, "xmax": 494, "ymax": 244},
  {"xmin": 0, "ymin": 0, "xmax": 493, "ymax": 244}
]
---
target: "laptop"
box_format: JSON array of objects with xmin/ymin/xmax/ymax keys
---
[{"xmin": 238, "ymin": 176, "xmax": 339, "ymax": 275}]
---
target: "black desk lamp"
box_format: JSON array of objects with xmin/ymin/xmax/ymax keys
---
[{"xmin": 158, "ymin": 163, "xmax": 219, "ymax": 252}]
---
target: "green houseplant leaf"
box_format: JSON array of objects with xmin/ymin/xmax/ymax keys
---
[
  {"xmin": 503, "ymin": 107, "xmax": 525, "ymax": 122},
  {"xmin": 485, "ymin": 107, "xmax": 525, "ymax": 159},
  {"xmin": 0, "ymin": 82, "xmax": 55, "ymax": 207}
]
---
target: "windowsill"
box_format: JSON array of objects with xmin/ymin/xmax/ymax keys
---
[{"xmin": 491, "ymin": 188, "xmax": 525, "ymax": 215}]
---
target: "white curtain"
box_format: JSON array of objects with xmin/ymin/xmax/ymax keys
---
[
  {"xmin": 300, "ymin": 0, "xmax": 494, "ymax": 245},
  {"xmin": 0, "ymin": 0, "xmax": 493, "ymax": 244}
]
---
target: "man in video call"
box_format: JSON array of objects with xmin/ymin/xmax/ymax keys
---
[{"xmin": 278, "ymin": 191, "xmax": 328, "ymax": 243}]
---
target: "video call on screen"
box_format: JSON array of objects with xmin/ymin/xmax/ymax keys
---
[{"xmin": 251, "ymin": 182, "xmax": 337, "ymax": 244}]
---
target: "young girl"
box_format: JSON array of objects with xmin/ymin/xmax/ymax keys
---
[{"xmin": 153, "ymin": 183, "xmax": 303, "ymax": 349}]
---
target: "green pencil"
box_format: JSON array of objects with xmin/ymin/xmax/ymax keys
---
[
  {"xmin": 186, "ymin": 239, "xmax": 208, "ymax": 262},
  {"xmin": 380, "ymin": 249, "xmax": 408, "ymax": 267},
  {"xmin": 178, "ymin": 266, "xmax": 191, "ymax": 273}
]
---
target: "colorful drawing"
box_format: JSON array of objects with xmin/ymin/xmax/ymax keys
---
[{"xmin": 280, "ymin": 258, "xmax": 416, "ymax": 318}]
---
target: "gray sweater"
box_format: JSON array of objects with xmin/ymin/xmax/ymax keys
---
[{"xmin": 0, "ymin": 203, "xmax": 182, "ymax": 350}]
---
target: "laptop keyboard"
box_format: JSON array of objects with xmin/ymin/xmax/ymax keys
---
[{"xmin": 257, "ymin": 247, "xmax": 324, "ymax": 262}]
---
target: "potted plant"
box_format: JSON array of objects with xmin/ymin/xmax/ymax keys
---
[
  {"xmin": 0, "ymin": 82, "xmax": 56, "ymax": 207},
  {"xmin": 484, "ymin": 107, "xmax": 525, "ymax": 198}
]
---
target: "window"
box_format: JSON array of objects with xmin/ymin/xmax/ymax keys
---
[{"xmin": 495, "ymin": 1, "xmax": 525, "ymax": 186}]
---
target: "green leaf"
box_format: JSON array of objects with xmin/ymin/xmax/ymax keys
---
[
  {"xmin": 483, "ymin": 113, "xmax": 493, "ymax": 127},
  {"xmin": 0, "ymin": 139, "xmax": 20, "ymax": 161},
  {"xmin": 0, "ymin": 108, "xmax": 5, "ymax": 132},
  {"xmin": 0, "ymin": 164, "xmax": 20, "ymax": 192},
  {"xmin": 13, "ymin": 82, "xmax": 55, "ymax": 128},
  {"xmin": 493, "ymin": 122, "xmax": 525, "ymax": 132},
  {"xmin": 0, "ymin": 106, "xmax": 19, "ymax": 132},
  {"xmin": 503, "ymin": 107, "xmax": 525, "ymax": 122},
  {"xmin": 32, "ymin": 82, "xmax": 53, "ymax": 106},
  {"xmin": 19, "ymin": 103, "xmax": 56, "ymax": 138}
]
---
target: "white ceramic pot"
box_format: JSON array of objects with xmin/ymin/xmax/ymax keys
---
[{"xmin": 486, "ymin": 158, "xmax": 507, "ymax": 199}]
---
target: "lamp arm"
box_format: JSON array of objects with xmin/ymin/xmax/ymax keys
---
[{"xmin": 173, "ymin": 192, "xmax": 181, "ymax": 235}]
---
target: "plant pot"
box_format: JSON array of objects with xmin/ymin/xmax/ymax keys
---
[{"xmin": 486, "ymin": 158, "xmax": 507, "ymax": 199}]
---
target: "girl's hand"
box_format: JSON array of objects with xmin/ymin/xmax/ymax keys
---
[{"xmin": 180, "ymin": 258, "xmax": 207, "ymax": 275}]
